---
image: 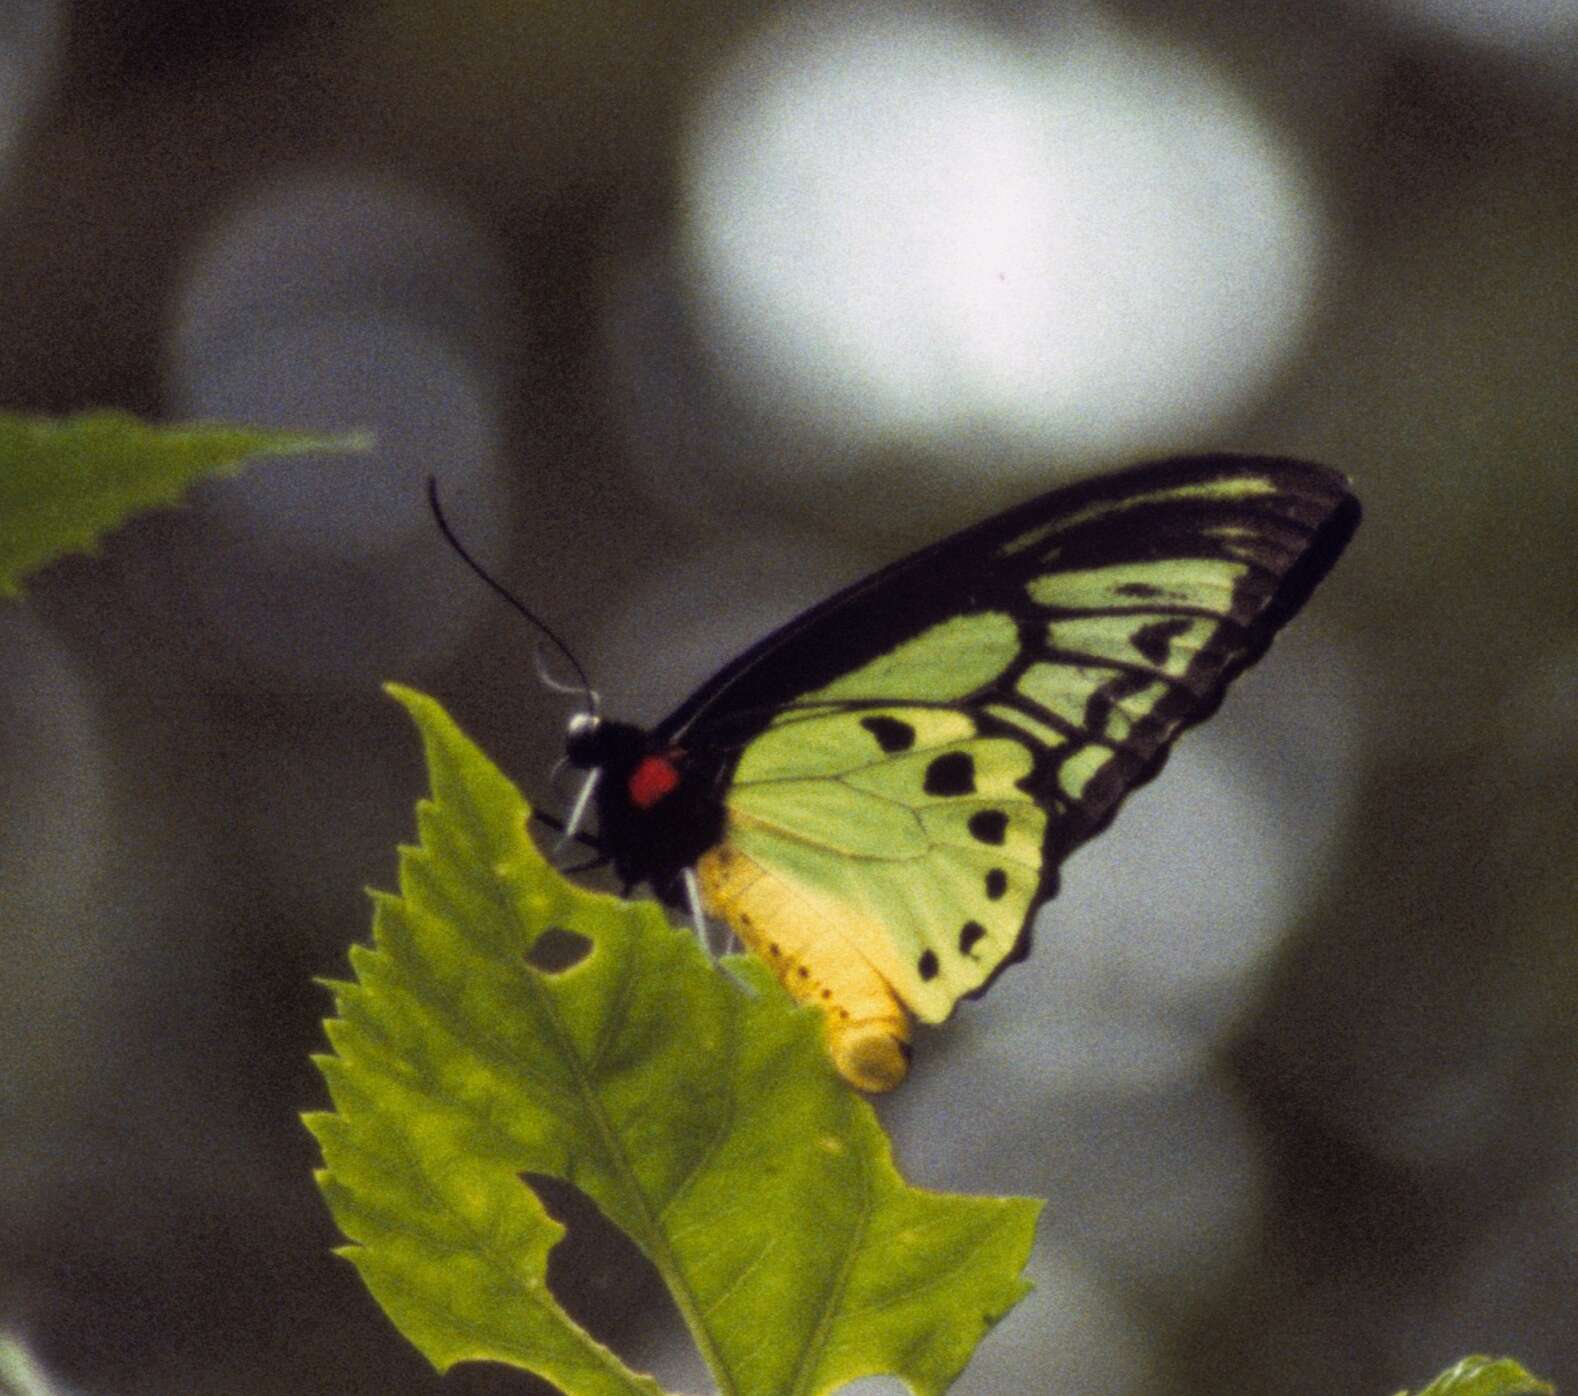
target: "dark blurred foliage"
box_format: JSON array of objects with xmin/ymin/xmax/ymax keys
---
[{"xmin": 1, "ymin": 2, "xmax": 1574, "ymax": 1394}]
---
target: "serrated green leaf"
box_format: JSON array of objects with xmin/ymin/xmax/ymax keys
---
[
  {"xmin": 0, "ymin": 409, "xmax": 367, "ymax": 596},
  {"xmin": 305, "ymin": 685, "xmax": 1041, "ymax": 1396},
  {"xmin": 1395, "ymin": 1355, "xmax": 1555, "ymax": 1396}
]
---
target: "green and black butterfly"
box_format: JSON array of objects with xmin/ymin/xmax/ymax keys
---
[{"xmin": 447, "ymin": 454, "xmax": 1360, "ymax": 1091}]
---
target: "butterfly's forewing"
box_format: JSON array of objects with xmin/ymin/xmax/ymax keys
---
[
  {"xmin": 983, "ymin": 457, "xmax": 1359, "ymax": 859},
  {"xmin": 665, "ymin": 456, "xmax": 1358, "ymax": 1090}
]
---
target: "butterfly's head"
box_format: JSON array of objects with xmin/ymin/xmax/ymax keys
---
[{"xmin": 564, "ymin": 711, "xmax": 653, "ymax": 775}]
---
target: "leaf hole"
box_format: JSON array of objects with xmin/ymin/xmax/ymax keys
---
[
  {"xmin": 525, "ymin": 926, "xmax": 593, "ymax": 974},
  {"xmin": 523, "ymin": 1173, "xmax": 692, "ymax": 1382}
]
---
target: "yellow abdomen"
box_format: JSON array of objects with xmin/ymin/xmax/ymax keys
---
[{"xmin": 696, "ymin": 842, "xmax": 913, "ymax": 1092}]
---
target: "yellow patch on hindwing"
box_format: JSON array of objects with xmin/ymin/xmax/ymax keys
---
[{"xmin": 697, "ymin": 842, "xmax": 913, "ymax": 1093}]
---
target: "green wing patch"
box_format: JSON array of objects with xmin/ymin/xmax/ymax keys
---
[{"xmin": 809, "ymin": 610, "xmax": 1020, "ymax": 705}]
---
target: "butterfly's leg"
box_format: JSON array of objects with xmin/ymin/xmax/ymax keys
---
[
  {"xmin": 682, "ymin": 866, "xmax": 714, "ymax": 957},
  {"xmin": 555, "ymin": 768, "xmax": 601, "ymax": 855}
]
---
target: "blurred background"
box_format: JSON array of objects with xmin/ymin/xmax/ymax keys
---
[{"xmin": 1, "ymin": 0, "xmax": 1574, "ymax": 1392}]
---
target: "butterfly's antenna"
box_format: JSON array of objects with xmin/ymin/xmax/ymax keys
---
[
  {"xmin": 532, "ymin": 647, "xmax": 588, "ymax": 698},
  {"xmin": 426, "ymin": 477, "xmax": 599, "ymax": 716}
]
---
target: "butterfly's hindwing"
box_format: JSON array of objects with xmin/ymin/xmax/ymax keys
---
[{"xmin": 724, "ymin": 704, "xmax": 1047, "ymax": 1022}]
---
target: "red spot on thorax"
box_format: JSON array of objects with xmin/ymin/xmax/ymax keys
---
[{"xmin": 628, "ymin": 752, "xmax": 681, "ymax": 809}]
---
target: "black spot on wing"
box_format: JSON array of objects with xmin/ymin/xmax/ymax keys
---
[
  {"xmin": 967, "ymin": 809, "xmax": 1008, "ymax": 845},
  {"xmin": 1085, "ymin": 668, "xmax": 1155, "ymax": 732},
  {"xmin": 861, "ymin": 714, "xmax": 916, "ymax": 753},
  {"xmin": 924, "ymin": 751, "xmax": 976, "ymax": 796},
  {"xmin": 984, "ymin": 869, "xmax": 1007, "ymax": 900},
  {"xmin": 1132, "ymin": 617, "xmax": 1194, "ymax": 666},
  {"xmin": 964, "ymin": 869, "xmax": 1059, "ymax": 1007},
  {"xmin": 959, "ymin": 921, "xmax": 986, "ymax": 955},
  {"xmin": 1116, "ymin": 581, "xmax": 1161, "ymax": 598},
  {"xmin": 918, "ymin": 949, "xmax": 940, "ymax": 980}
]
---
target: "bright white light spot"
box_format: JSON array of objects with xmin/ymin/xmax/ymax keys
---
[{"xmin": 684, "ymin": 7, "xmax": 1325, "ymax": 471}]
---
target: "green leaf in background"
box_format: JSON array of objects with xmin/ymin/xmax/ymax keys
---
[
  {"xmin": 306, "ymin": 685, "xmax": 1041, "ymax": 1396},
  {"xmin": 1394, "ymin": 1355, "xmax": 1555, "ymax": 1396},
  {"xmin": 0, "ymin": 409, "xmax": 366, "ymax": 596}
]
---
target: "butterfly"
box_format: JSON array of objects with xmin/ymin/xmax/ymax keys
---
[{"xmin": 449, "ymin": 454, "xmax": 1360, "ymax": 1092}]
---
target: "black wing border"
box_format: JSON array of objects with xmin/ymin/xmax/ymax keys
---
[{"xmin": 657, "ymin": 453, "xmax": 1360, "ymax": 757}]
